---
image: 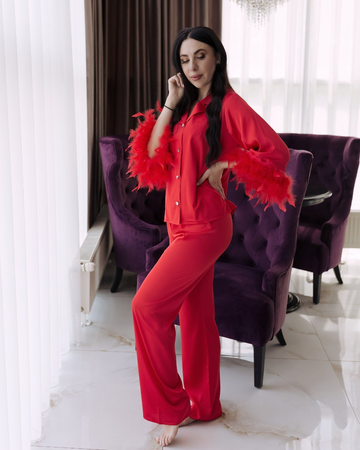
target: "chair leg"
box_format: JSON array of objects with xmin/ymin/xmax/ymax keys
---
[
  {"xmin": 110, "ymin": 266, "xmax": 123, "ymax": 293},
  {"xmin": 276, "ymin": 329, "xmax": 287, "ymax": 346},
  {"xmin": 333, "ymin": 265, "xmax": 343, "ymax": 285},
  {"xmin": 313, "ymin": 273, "xmax": 322, "ymax": 304},
  {"xmin": 253, "ymin": 345, "xmax": 266, "ymax": 389}
]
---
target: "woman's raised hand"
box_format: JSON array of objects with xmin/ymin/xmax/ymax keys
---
[
  {"xmin": 166, "ymin": 73, "xmax": 185, "ymax": 108},
  {"xmin": 147, "ymin": 73, "xmax": 185, "ymax": 158}
]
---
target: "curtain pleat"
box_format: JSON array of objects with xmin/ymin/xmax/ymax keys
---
[
  {"xmin": 301, "ymin": 0, "xmax": 321, "ymax": 133},
  {"xmin": 0, "ymin": 0, "xmax": 84, "ymax": 447},
  {"xmin": 85, "ymin": 0, "xmax": 106, "ymax": 228},
  {"xmin": 263, "ymin": 15, "xmax": 275, "ymax": 121},
  {"xmin": 283, "ymin": 0, "xmax": 298, "ymax": 131},
  {"xmin": 350, "ymin": 0, "xmax": 360, "ymax": 134}
]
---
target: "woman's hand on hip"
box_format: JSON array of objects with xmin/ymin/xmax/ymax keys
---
[{"xmin": 197, "ymin": 162, "xmax": 228, "ymax": 200}]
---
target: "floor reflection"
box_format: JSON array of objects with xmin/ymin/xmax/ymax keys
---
[{"xmin": 33, "ymin": 248, "xmax": 360, "ymax": 450}]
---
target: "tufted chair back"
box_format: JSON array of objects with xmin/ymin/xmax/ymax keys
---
[
  {"xmin": 280, "ymin": 133, "xmax": 358, "ymax": 228},
  {"xmin": 99, "ymin": 135, "xmax": 167, "ymax": 291},
  {"xmin": 100, "ymin": 135, "xmax": 165, "ymax": 226},
  {"xmin": 279, "ymin": 133, "xmax": 360, "ymax": 304},
  {"xmin": 219, "ymin": 147, "xmax": 309, "ymax": 274},
  {"xmin": 220, "ymin": 184, "xmax": 284, "ymax": 273}
]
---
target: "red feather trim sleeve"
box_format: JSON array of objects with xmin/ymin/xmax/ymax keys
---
[
  {"xmin": 220, "ymin": 92, "xmax": 295, "ymax": 212},
  {"xmin": 127, "ymin": 105, "xmax": 173, "ymax": 191},
  {"xmin": 219, "ymin": 146, "xmax": 295, "ymax": 212}
]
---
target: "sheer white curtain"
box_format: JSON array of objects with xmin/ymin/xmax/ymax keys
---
[
  {"xmin": 0, "ymin": 0, "xmax": 86, "ymax": 448},
  {"xmin": 222, "ymin": 0, "xmax": 360, "ymax": 209}
]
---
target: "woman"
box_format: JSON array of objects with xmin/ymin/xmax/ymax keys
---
[{"xmin": 128, "ymin": 26, "xmax": 294, "ymax": 447}]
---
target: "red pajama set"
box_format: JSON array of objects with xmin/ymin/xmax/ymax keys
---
[{"xmin": 127, "ymin": 88, "xmax": 294, "ymax": 425}]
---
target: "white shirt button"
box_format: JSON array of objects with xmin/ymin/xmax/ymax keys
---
[
  {"xmin": 175, "ymin": 201, "xmax": 179, "ymax": 206},
  {"xmin": 176, "ymin": 175, "xmax": 179, "ymax": 179},
  {"xmin": 177, "ymin": 148, "xmax": 181, "ymax": 152},
  {"xmin": 182, "ymin": 123, "xmax": 185, "ymax": 127}
]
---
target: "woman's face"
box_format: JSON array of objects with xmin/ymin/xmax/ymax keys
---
[{"xmin": 179, "ymin": 38, "xmax": 219, "ymax": 99}]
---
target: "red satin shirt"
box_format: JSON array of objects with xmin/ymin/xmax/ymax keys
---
[
  {"xmin": 164, "ymin": 89, "xmax": 290, "ymax": 225},
  {"xmin": 128, "ymin": 88, "xmax": 293, "ymax": 225}
]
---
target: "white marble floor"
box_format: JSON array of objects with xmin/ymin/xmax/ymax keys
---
[{"xmin": 32, "ymin": 249, "xmax": 360, "ymax": 450}]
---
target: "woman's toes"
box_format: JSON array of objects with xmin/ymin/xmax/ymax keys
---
[{"xmin": 156, "ymin": 425, "xmax": 179, "ymax": 447}]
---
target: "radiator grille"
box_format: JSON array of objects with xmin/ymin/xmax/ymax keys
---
[{"xmin": 80, "ymin": 205, "xmax": 113, "ymax": 314}]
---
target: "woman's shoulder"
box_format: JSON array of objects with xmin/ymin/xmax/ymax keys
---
[{"xmin": 222, "ymin": 88, "xmax": 251, "ymax": 112}]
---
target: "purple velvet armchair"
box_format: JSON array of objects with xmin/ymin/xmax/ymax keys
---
[
  {"xmin": 280, "ymin": 134, "xmax": 360, "ymax": 304},
  {"xmin": 99, "ymin": 135, "xmax": 168, "ymax": 292},
  {"xmin": 137, "ymin": 149, "xmax": 313, "ymax": 388}
]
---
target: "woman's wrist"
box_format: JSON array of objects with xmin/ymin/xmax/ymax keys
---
[
  {"xmin": 163, "ymin": 104, "xmax": 174, "ymax": 112},
  {"xmin": 165, "ymin": 95, "xmax": 178, "ymax": 110},
  {"xmin": 215, "ymin": 161, "xmax": 229, "ymax": 170}
]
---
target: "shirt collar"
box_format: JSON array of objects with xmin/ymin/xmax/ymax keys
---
[
  {"xmin": 195, "ymin": 92, "xmax": 212, "ymax": 113},
  {"xmin": 184, "ymin": 92, "xmax": 212, "ymax": 122}
]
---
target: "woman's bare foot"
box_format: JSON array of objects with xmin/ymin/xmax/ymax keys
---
[
  {"xmin": 156, "ymin": 425, "xmax": 179, "ymax": 447},
  {"xmin": 179, "ymin": 416, "xmax": 195, "ymax": 427},
  {"xmin": 156, "ymin": 417, "xmax": 195, "ymax": 446}
]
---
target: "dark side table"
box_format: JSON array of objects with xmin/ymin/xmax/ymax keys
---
[{"xmin": 286, "ymin": 184, "xmax": 333, "ymax": 313}]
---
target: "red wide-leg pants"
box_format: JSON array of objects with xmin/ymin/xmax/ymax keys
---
[{"xmin": 132, "ymin": 213, "xmax": 232, "ymax": 425}]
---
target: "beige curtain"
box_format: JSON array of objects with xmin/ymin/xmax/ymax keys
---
[
  {"xmin": 85, "ymin": 0, "xmax": 222, "ymax": 226},
  {"xmin": 105, "ymin": 0, "xmax": 222, "ymax": 135}
]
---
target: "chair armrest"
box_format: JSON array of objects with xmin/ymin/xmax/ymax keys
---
[
  {"xmin": 262, "ymin": 263, "xmax": 292, "ymax": 334},
  {"xmin": 109, "ymin": 203, "xmax": 163, "ymax": 274},
  {"xmin": 110, "ymin": 204, "xmax": 162, "ymax": 246},
  {"xmin": 112, "ymin": 202, "xmax": 160, "ymax": 234},
  {"xmin": 321, "ymin": 204, "xmax": 350, "ymax": 248},
  {"xmin": 145, "ymin": 237, "xmax": 169, "ymax": 271},
  {"xmin": 262, "ymin": 263, "xmax": 291, "ymax": 299}
]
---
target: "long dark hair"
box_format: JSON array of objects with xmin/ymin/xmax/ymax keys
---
[{"xmin": 171, "ymin": 27, "xmax": 232, "ymax": 167}]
